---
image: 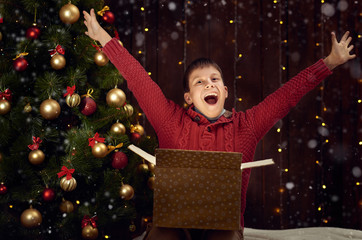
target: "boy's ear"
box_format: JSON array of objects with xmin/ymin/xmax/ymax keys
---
[
  {"xmin": 184, "ymin": 92, "xmax": 192, "ymax": 104},
  {"xmin": 225, "ymin": 86, "xmax": 228, "ymax": 98}
]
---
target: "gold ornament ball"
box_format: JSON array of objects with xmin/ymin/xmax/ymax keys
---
[
  {"xmin": 60, "ymin": 176, "xmax": 77, "ymax": 192},
  {"xmin": 28, "ymin": 149, "xmax": 45, "ymax": 165},
  {"xmin": 59, "ymin": 200, "xmax": 74, "ymax": 213},
  {"xmin": 59, "ymin": 3, "xmax": 80, "ymax": 24},
  {"xmin": 82, "ymin": 225, "xmax": 99, "ymax": 240},
  {"xmin": 66, "ymin": 93, "xmax": 81, "ymax": 107},
  {"xmin": 133, "ymin": 124, "xmax": 145, "ymax": 136},
  {"xmin": 123, "ymin": 104, "xmax": 134, "ymax": 117},
  {"xmin": 119, "ymin": 184, "xmax": 134, "ymax": 200},
  {"xmin": 129, "ymin": 224, "xmax": 136, "ymax": 232},
  {"xmin": 148, "ymin": 163, "xmax": 155, "ymax": 173},
  {"xmin": 106, "ymin": 88, "xmax": 126, "ymax": 107},
  {"xmin": 24, "ymin": 103, "xmax": 32, "ymax": 113},
  {"xmin": 50, "ymin": 54, "xmax": 66, "ymax": 70},
  {"xmin": 20, "ymin": 208, "xmax": 42, "ymax": 228},
  {"xmin": 92, "ymin": 142, "xmax": 108, "ymax": 158},
  {"xmin": 110, "ymin": 122, "xmax": 126, "ymax": 135},
  {"xmin": 40, "ymin": 99, "xmax": 61, "ymax": 120},
  {"xmin": 148, "ymin": 176, "xmax": 155, "ymax": 190},
  {"xmin": 138, "ymin": 163, "xmax": 149, "ymax": 173},
  {"xmin": 94, "ymin": 51, "xmax": 109, "ymax": 66},
  {"xmin": 0, "ymin": 99, "xmax": 11, "ymax": 115}
]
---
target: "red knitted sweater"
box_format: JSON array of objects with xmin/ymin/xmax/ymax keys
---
[{"xmin": 103, "ymin": 38, "xmax": 332, "ymax": 228}]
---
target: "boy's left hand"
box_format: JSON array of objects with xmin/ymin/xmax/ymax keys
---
[{"xmin": 324, "ymin": 31, "xmax": 356, "ymax": 70}]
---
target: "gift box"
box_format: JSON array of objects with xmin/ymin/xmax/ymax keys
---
[{"xmin": 152, "ymin": 148, "xmax": 243, "ymax": 230}]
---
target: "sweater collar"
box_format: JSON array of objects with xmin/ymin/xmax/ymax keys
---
[{"xmin": 186, "ymin": 105, "xmax": 233, "ymax": 124}]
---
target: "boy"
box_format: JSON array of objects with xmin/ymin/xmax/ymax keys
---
[{"xmin": 84, "ymin": 8, "xmax": 356, "ymax": 240}]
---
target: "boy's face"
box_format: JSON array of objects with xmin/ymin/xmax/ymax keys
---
[{"xmin": 184, "ymin": 66, "xmax": 228, "ymax": 119}]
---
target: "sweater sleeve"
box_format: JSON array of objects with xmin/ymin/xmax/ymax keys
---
[
  {"xmin": 247, "ymin": 59, "xmax": 332, "ymax": 142},
  {"xmin": 102, "ymin": 38, "xmax": 176, "ymax": 132}
]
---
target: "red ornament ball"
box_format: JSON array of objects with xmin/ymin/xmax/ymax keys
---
[
  {"xmin": 26, "ymin": 26, "xmax": 41, "ymax": 39},
  {"xmin": 0, "ymin": 183, "xmax": 7, "ymax": 195},
  {"xmin": 102, "ymin": 11, "xmax": 115, "ymax": 24},
  {"xmin": 111, "ymin": 151, "xmax": 128, "ymax": 169},
  {"xmin": 79, "ymin": 97, "xmax": 97, "ymax": 116},
  {"xmin": 42, "ymin": 188, "xmax": 55, "ymax": 202},
  {"xmin": 131, "ymin": 132, "xmax": 141, "ymax": 143},
  {"xmin": 13, "ymin": 57, "xmax": 28, "ymax": 72}
]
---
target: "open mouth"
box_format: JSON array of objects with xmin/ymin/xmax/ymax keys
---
[{"xmin": 204, "ymin": 93, "xmax": 218, "ymax": 105}]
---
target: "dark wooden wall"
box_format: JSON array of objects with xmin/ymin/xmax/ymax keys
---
[{"xmin": 110, "ymin": 0, "xmax": 361, "ymax": 230}]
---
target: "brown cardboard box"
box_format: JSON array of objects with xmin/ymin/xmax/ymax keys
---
[{"xmin": 153, "ymin": 148, "xmax": 242, "ymax": 230}]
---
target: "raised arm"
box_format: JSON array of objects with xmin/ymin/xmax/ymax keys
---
[
  {"xmin": 83, "ymin": 9, "xmax": 177, "ymax": 132},
  {"xmin": 249, "ymin": 31, "xmax": 355, "ymax": 141}
]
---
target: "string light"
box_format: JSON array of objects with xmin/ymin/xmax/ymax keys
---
[
  {"xmin": 145, "ymin": 28, "xmax": 149, "ymax": 32},
  {"xmin": 322, "ymin": 122, "xmax": 326, "ymax": 126},
  {"xmin": 238, "ymin": 53, "xmax": 242, "ymax": 58},
  {"xmin": 105, "ymin": 235, "xmax": 110, "ymax": 239},
  {"xmin": 178, "ymin": 61, "xmax": 183, "ymax": 65},
  {"xmin": 273, "ymin": 0, "xmax": 278, "ymax": 3},
  {"xmin": 325, "ymin": 139, "xmax": 329, "ymax": 143},
  {"xmin": 9, "ymin": 204, "xmax": 13, "ymax": 208},
  {"xmin": 186, "ymin": 40, "xmax": 190, "ymax": 44},
  {"xmin": 356, "ymin": 182, "xmax": 360, "ymax": 186},
  {"xmin": 229, "ymin": 20, "xmax": 234, "ymax": 24},
  {"xmin": 238, "ymin": 98, "xmax": 242, "ymax": 102},
  {"xmin": 284, "ymin": 169, "xmax": 288, "ymax": 172},
  {"xmin": 358, "ymin": 35, "xmax": 361, "ymax": 39},
  {"xmin": 316, "ymin": 160, "xmax": 319, "ymax": 164},
  {"xmin": 358, "ymin": 99, "xmax": 361, "ymax": 103},
  {"xmin": 76, "ymin": 200, "xmax": 80, "ymax": 204},
  {"xmin": 138, "ymin": 50, "xmax": 142, "ymax": 54},
  {"xmin": 279, "ymin": 20, "xmax": 283, "ymax": 24},
  {"xmin": 316, "ymin": 43, "xmax": 320, "ymax": 46},
  {"xmin": 318, "ymin": 206, "xmax": 322, "ymax": 211},
  {"xmin": 148, "ymin": 72, "xmax": 152, "ymax": 75},
  {"xmin": 316, "ymin": 115, "xmax": 319, "ymax": 119},
  {"xmin": 278, "ymin": 148, "xmax": 282, "ymax": 152},
  {"xmin": 359, "ymin": 141, "xmax": 362, "ymax": 145},
  {"xmin": 321, "ymin": 0, "xmax": 325, "ymax": 3},
  {"xmin": 322, "ymin": 185, "xmax": 326, "ymax": 189},
  {"xmin": 277, "ymin": 128, "xmax": 281, "ymax": 132},
  {"xmin": 282, "ymin": 66, "xmax": 286, "ymax": 70}
]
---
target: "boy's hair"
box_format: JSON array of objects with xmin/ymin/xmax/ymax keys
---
[{"xmin": 183, "ymin": 58, "xmax": 224, "ymax": 92}]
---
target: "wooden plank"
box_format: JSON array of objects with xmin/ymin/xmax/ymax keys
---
[
  {"xmin": 157, "ymin": 0, "xmax": 185, "ymax": 106},
  {"xmin": 258, "ymin": 0, "xmax": 286, "ymax": 229},
  {"xmin": 285, "ymin": 0, "xmax": 322, "ymax": 228},
  {"xmin": 185, "ymin": 0, "xmax": 210, "ymax": 62}
]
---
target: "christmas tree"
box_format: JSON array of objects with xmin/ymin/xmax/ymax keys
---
[{"xmin": 0, "ymin": 0, "xmax": 156, "ymax": 239}]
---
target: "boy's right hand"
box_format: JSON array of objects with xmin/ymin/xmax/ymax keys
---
[{"xmin": 83, "ymin": 9, "xmax": 112, "ymax": 46}]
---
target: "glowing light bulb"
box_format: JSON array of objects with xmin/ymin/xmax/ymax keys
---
[
  {"xmin": 278, "ymin": 148, "xmax": 282, "ymax": 152},
  {"xmin": 229, "ymin": 20, "xmax": 234, "ymax": 23},
  {"xmin": 277, "ymin": 128, "xmax": 281, "ymax": 132},
  {"xmin": 322, "ymin": 185, "xmax": 326, "ymax": 189},
  {"xmin": 140, "ymin": 7, "xmax": 145, "ymax": 11},
  {"xmin": 280, "ymin": 21, "xmax": 283, "ymax": 24}
]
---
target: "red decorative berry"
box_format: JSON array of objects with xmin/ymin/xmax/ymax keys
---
[
  {"xmin": 26, "ymin": 26, "xmax": 41, "ymax": 39},
  {"xmin": 42, "ymin": 188, "xmax": 55, "ymax": 202},
  {"xmin": 111, "ymin": 151, "xmax": 128, "ymax": 169},
  {"xmin": 13, "ymin": 57, "xmax": 28, "ymax": 72},
  {"xmin": 102, "ymin": 11, "xmax": 115, "ymax": 24},
  {"xmin": 0, "ymin": 183, "xmax": 8, "ymax": 194},
  {"xmin": 79, "ymin": 97, "xmax": 97, "ymax": 116}
]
